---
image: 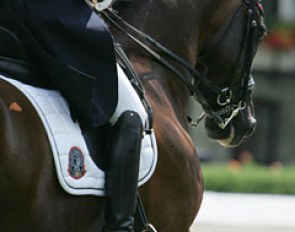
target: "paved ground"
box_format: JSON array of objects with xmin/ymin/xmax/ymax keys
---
[{"xmin": 190, "ymin": 191, "xmax": 295, "ymax": 232}]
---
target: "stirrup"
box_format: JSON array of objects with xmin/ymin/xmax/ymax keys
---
[{"xmin": 142, "ymin": 224, "xmax": 157, "ymax": 232}]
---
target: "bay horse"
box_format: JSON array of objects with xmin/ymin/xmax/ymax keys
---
[{"xmin": 0, "ymin": 0, "xmax": 266, "ymax": 231}]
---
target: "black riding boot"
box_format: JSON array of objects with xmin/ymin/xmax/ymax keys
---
[{"xmin": 103, "ymin": 111, "xmax": 143, "ymax": 232}]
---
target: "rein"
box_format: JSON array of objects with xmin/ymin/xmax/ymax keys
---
[
  {"xmin": 101, "ymin": 9, "xmax": 201, "ymax": 95},
  {"xmin": 91, "ymin": 0, "xmax": 262, "ymax": 129}
]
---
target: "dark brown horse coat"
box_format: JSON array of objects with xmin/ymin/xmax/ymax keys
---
[{"xmin": 0, "ymin": 0, "xmax": 266, "ymax": 231}]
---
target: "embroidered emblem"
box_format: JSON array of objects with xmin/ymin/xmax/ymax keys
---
[{"xmin": 68, "ymin": 147, "xmax": 86, "ymax": 179}]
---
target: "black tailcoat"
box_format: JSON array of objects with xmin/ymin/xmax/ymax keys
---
[{"xmin": 0, "ymin": 0, "xmax": 118, "ymax": 127}]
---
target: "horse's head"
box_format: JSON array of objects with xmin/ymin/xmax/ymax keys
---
[
  {"xmin": 107, "ymin": 0, "xmax": 266, "ymax": 147},
  {"xmin": 195, "ymin": 0, "xmax": 267, "ymax": 147}
]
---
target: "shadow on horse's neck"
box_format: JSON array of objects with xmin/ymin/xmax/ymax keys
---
[{"xmin": 130, "ymin": 54, "xmax": 191, "ymax": 128}]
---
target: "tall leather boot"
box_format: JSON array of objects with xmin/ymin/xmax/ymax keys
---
[{"xmin": 103, "ymin": 111, "xmax": 143, "ymax": 232}]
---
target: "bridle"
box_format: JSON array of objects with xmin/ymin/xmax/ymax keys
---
[
  {"xmin": 90, "ymin": 0, "xmax": 264, "ymax": 129},
  {"xmin": 193, "ymin": 0, "xmax": 264, "ymax": 129}
]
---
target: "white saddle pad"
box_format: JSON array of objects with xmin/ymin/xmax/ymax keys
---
[{"xmin": 0, "ymin": 75, "xmax": 157, "ymax": 196}]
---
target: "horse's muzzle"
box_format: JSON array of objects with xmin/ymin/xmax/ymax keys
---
[{"xmin": 204, "ymin": 112, "xmax": 257, "ymax": 148}]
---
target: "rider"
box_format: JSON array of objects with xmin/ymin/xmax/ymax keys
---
[{"xmin": 0, "ymin": 0, "xmax": 153, "ymax": 231}]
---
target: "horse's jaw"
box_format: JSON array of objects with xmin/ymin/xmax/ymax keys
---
[{"xmin": 205, "ymin": 113, "xmax": 257, "ymax": 148}]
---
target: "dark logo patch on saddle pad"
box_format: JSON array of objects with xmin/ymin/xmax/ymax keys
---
[{"xmin": 68, "ymin": 147, "xmax": 86, "ymax": 179}]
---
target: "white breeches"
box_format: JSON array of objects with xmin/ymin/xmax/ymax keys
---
[
  {"xmin": 109, "ymin": 64, "xmax": 148, "ymax": 128},
  {"xmin": 110, "ymin": 65, "xmax": 158, "ymax": 173}
]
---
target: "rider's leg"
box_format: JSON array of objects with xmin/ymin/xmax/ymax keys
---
[
  {"xmin": 109, "ymin": 64, "xmax": 148, "ymax": 127},
  {"xmin": 103, "ymin": 110, "xmax": 142, "ymax": 232},
  {"xmin": 103, "ymin": 65, "xmax": 148, "ymax": 232}
]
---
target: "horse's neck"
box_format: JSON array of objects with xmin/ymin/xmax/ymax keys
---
[
  {"xmin": 118, "ymin": 1, "xmax": 198, "ymax": 127},
  {"xmin": 130, "ymin": 56, "xmax": 190, "ymax": 127},
  {"xmin": 115, "ymin": 0, "xmax": 212, "ymax": 127}
]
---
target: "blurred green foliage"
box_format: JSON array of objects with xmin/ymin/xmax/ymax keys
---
[{"xmin": 202, "ymin": 163, "xmax": 295, "ymax": 195}]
